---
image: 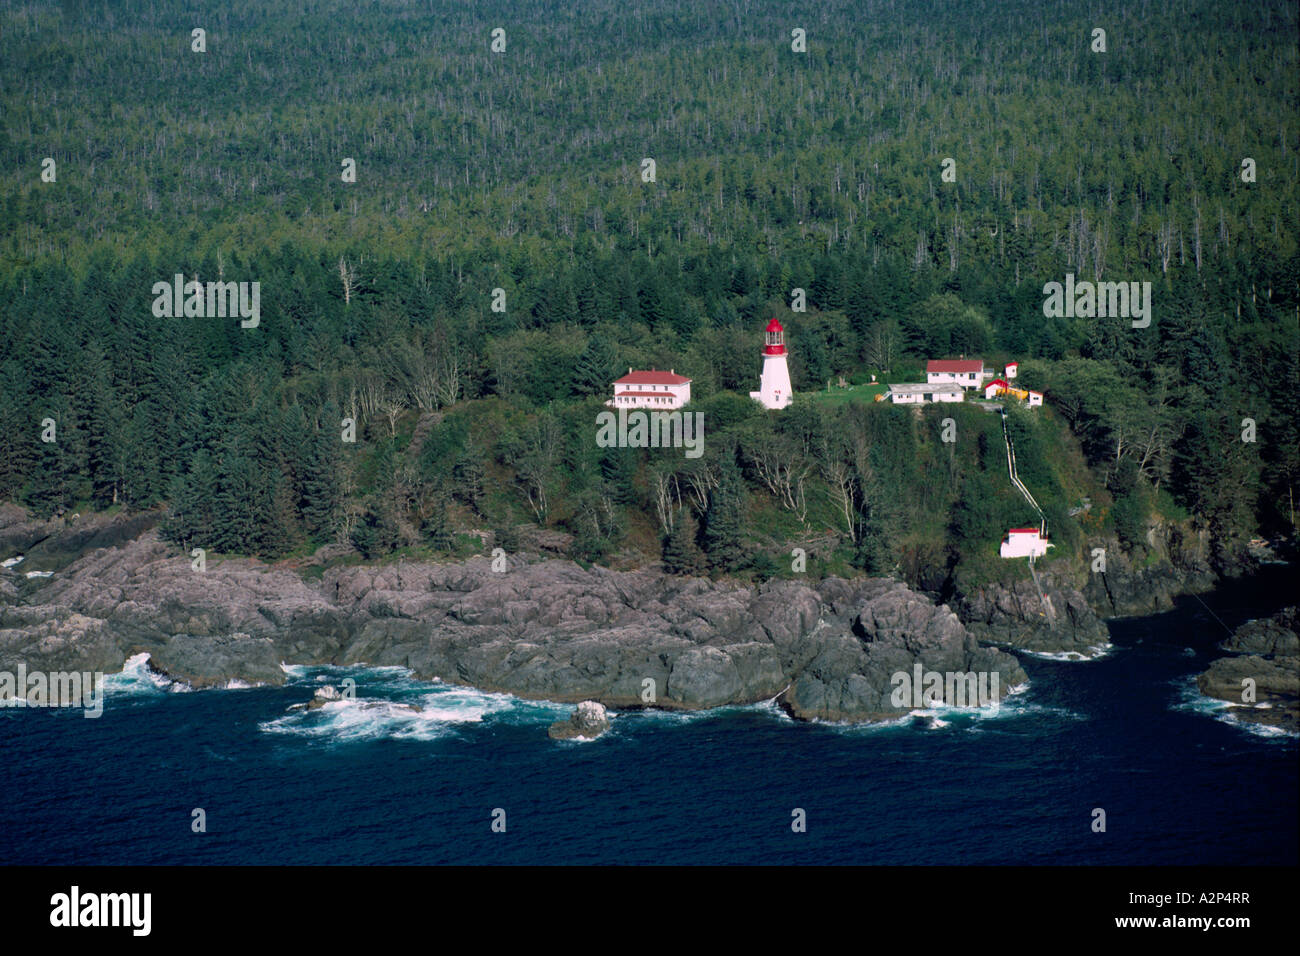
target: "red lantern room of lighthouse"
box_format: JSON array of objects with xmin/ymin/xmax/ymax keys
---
[{"xmin": 764, "ymin": 317, "xmax": 787, "ymax": 354}]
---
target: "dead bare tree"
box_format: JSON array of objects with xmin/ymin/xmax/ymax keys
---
[
  {"xmin": 864, "ymin": 320, "xmax": 900, "ymax": 373},
  {"xmin": 514, "ymin": 413, "xmax": 561, "ymax": 523},
  {"xmin": 1157, "ymin": 218, "xmax": 1175, "ymax": 274},
  {"xmin": 433, "ymin": 348, "xmax": 462, "ymax": 407},
  {"xmin": 338, "ymin": 256, "xmax": 360, "ymax": 306},
  {"xmin": 813, "ymin": 427, "xmax": 859, "ymax": 541},
  {"xmin": 821, "ymin": 455, "xmax": 858, "ymax": 541},
  {"xmin": 1192, "ymin": 195, "xmax": 1203, "ymax": 273},
  {"xmin": 744, "ymin": 431, "xmax": 812, "ymax": 523},
  {"xmin": 351, "ymin": 368, "xmax": 387, "ymax": 420},
  {"xmin": 681, "ymin": 459, "xmax": 719, "ymax": 513},
  {"xmin": 380, "ymin": 391, "xmax": 405, "ymax": 438},
  {"xmin": 651, "ymin": 467, "xmax": 682, "ymax": 534}
]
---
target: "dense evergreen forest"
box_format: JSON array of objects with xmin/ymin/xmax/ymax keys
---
[{"xmin": 1, "ymin": 0, "xmax": 1297, "ymax": 587}]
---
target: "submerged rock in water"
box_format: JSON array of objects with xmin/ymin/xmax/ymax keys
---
[
  {"xmin": 304, "ymin": 685, "xmax": 342, "ymax": 710},
  {"xmin": 291, "ymin": 685, "xmax": 422, "ymax": 714},
  {"xmin": 1197, "ymin": 607, "xmax": 1299, "ymax": 734},
  {"xmin": 549, "ymin": 700, "xmax": 610, "ymax": 740}
]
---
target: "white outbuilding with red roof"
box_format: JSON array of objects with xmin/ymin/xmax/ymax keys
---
[{"xmin": 1000, "ymin": 527, "xmax": 1053, "ymax": 559}]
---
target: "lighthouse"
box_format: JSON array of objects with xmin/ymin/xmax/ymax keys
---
[{"xmin": 749, "ymin": 318, "xmax": 793, "ymax": 409}]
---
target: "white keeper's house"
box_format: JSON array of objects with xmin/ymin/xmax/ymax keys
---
[
  {"xmin": 926, "ymin": 358, "xmax": 985, "ymax": 389},
  {"xmin": 607, "ymin": 368, "xmax": 691, "ymax": 409}
]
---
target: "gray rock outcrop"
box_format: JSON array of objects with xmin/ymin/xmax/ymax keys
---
[
  {"xmin": 0, "ymin": 526, "xmax": 1028, "ymax": 724},
  {"xmin": 548, "ymin": 700, "xmax": 611, "ymax": 739},
  {"xmin": 955, "ymin": 576, "xmax": 1111, "ymax": 657},
  {"xmin": 1197, "ymin": 607, "xmax": 1299, "ymax": 734}
]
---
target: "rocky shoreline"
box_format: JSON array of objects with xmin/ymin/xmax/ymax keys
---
[
  {"xmin": 1196, "ymin": 607, "xmax": 1299, "ymax": 734},
  {"xmin": 0, "ymin": 505, "xmax": 1281, "ymax": 727}
]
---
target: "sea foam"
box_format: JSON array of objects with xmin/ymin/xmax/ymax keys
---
[
  {"xmin": 259, "ymin": 665, "xmax": 568, "ymax": 742},
  {"xmin": 101, "ymin": 653, "xmax": 192, "ymax": 696},
  {"xmin": 1171, "ymin": 675, "xmax": 1298, "ymax": 740}
]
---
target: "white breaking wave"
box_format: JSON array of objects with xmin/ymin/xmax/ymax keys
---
[
  {"xmin": 1, "ymin": 555, "xmax": 23, "ymax": 568},
  {"xmin": 1171, "ymin": 675, "xmax": 1298, "ymax": 740},
  {"xmin": 261, "ymin": 698, "xmax": 463, "ymax": 742},
  {"xmin": 619, "ymin": 697, "xmax": 795, "ymax": 727},
  {"xmin": 1016, "ymin": 643, "xmax": 1114, "ymax": 662},
  {"xmin": 912, "ymin": 710, "xmax": 951, "ymax": 729},
  {"xmin": 24, "ymin": 570, "xmax": 53, "ymax": 579},
  {"xmin": 1219, "ymin": 712, "xmax": 1297, "ymax": 739},
  {"xmin": 617, "ymin": 706, "xmax": 713, "ymax": 725},
  {"xmin": 100, "ymin": 653, "xmax": 192, "ymax": 696},
  {"xmin": 820, "ymin": 712, "xmax": 916, "ymax": 733},
  {"xmin": 259, "ymin": 666, "xmax": 569, "ymax": 742},
  {"xmin": 826, "ymin": 683, "xmax": 1084, "ymax": 734}
]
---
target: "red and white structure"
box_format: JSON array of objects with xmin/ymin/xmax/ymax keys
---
[
  {"xmin": 982, "ymin": 378, "xmax": 1044, "ymax": 406},
  {"xmin": 750, "ymin": 318, "xmax": 793, "ymax": 409},
  {"xmin": 926, "ymin": 358, "xmax": 984, "ymax": 390},
  {"xmin": 1000, "ymin": 527, "xmax": 1053, "ymax": 559},
  {"xmin": 983, "ymin": 378, "xmax": 1011, "ymax": 399},
  {"xmin": 608, "ymin": 369, "xmax": 691, "ymax": 409}
]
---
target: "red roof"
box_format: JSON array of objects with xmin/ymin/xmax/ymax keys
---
[
  {"xmin": 765, "ymin": 318, "xmax": 784, "ymax": 333},
  {"xmin": 614, "ymin": 390, "xmax": 682, "ymax": 398},
  {"xmin": 1007, "ymin": 528, "xmax": 1041, "ymax": 534},
  {"xmin": 927, "ymin": 359, "xmax": 983, "ymax": 374},
  {"xmin": 1005, "ymin": 361, "xmax": 1019, "ymax": 367},
  {"xmin": 985, "ymin": 378, "xmax": 1010, "ymax": 390},
  {"xmin": 613, "ymin": 370, "xmax": 691, "ymax": 386}
]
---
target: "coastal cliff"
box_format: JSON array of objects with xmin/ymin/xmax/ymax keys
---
[
  {"xmin": 0, "ymin": 510, "xmax": 1029, "ymax": 723},
  {"xmin": 0, "ymin": 506, "xmax": 1273, "ymax": 724}
]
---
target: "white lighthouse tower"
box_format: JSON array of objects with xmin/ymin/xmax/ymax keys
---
[{"xmin": 749, "ymin": 317, "xmax": 793, "ymax": 409}]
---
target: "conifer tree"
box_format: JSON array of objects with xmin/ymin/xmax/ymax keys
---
[
  {"xmin": 162, "ymin": 450, "xmax": 218, "ymax": 550},
  {"xmin": 570, "ymin": 332, "xmax": 618, "ymax": 397},
  {"xmin": 701, "ymin": 456, "xmax": 747, "ymax": 572},
  {"xmin": 300, "ymin": 423, "xmax": 344, "ymax": 541},
  {"xmin": 82, "ymin": 346, "xmax": 127, "ymax": 507},
  {"xmin": 422, "ymin": 500, "xmax": 455, "ymax": 552},
  {"xmin": 661, "ymin": 510, "xmax": 702, "ymax": 575}
]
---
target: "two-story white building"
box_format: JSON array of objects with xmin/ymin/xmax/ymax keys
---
[
  {"xmin": 607, "ymin": 369, "xmax": 691, "ymax": 409},
  {"xmin": 926, "ymin": 359, "xmax": 984, "ymax": 390}
]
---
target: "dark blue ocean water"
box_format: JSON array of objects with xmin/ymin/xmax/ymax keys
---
[{"xmin": 2, "ymin": 571, "xmax": 1297, "ymax": 865}]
